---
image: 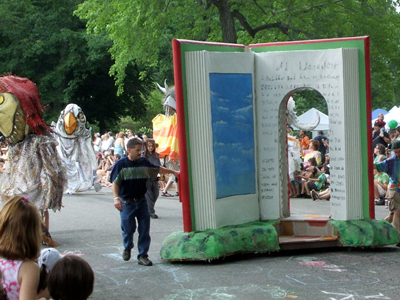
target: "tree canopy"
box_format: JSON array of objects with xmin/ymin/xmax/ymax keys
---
[
  {"xmin": 75, "ymin": 0, "xmax": 400, "ymax": 112},
  {"xmin": 1, "ymin": 0, "xmax": 399, "ymax": 131},
  {"xmin": 0, "ymin": 0, "xmax": 160, "ymax": 132}
]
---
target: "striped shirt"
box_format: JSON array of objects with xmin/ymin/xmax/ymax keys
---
[{"xmin": 110, "ymin": 157, "xmax": 160, "ymax": 199}]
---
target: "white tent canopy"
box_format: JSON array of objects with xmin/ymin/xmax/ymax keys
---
[
  {"xmin": 371, "ymin": 106, "xmax": 400, "ymax": 128},
  {"xmin": 292, "ymin": 108, "xmax": 329, "ymax": 132}
]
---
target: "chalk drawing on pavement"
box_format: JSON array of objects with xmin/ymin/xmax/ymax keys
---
[
  {"xmin": 284, "ymin": 272, "xmax": 380, "ymax": 287},
  {"xmin": 159, "ymin": 284, "xmax": 293, "ymax": 300},
  {"xmin": 158, "ymin": 265, "xmax": 190, "ymax": 283},
  {"xmin": 93, "ymin": 269, "xmax": 122, "ymax": 286},
  {"xmin": 321, "ymin": 289, "xmax": 390, "ymax": 300},
  {"xmin": 298, "ymin": 260, "xmax": 346, "ymax": 272},
  {"xmin": 102, "ymin": 253, "xmax": 123, "ymax": 260},
  {"xmin": 267, "ymin": 268, "xmax": 380, "ymax": 287},
  {"xmin": 295, "ymin": 256, "xmax": 346, "ymax": 272}
]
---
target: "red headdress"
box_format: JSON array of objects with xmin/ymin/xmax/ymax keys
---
[{"xmin": 0, "ymin": 75, "xmax": 52, "ymax": 135}]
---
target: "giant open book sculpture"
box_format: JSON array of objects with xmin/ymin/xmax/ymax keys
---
[{"xmin": 161, "ymin": 37, "xmax": 400, "ymax": 261}]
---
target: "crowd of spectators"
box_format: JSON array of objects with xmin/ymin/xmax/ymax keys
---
[
  {"xmin": 94, "ymin": 130, "xmax": 142, "ymax": 187},
  {"xmin": 93, "ymin": 130, "xmax": 170, "ymax": 192},
  {"xmin": 289, "ymin": 129, "xmax": 331, "ymax": 200},
  {"xmin": 372, "ymin": 113, "xmax": 400, "ymax": 235},
  {"xmin": 371, "ymin": 115, "xmax": 400, "ymax": 207}
]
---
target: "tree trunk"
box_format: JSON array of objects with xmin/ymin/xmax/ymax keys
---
[{"xmin": 211, "ymin": 0, "xmax": 237, "ymax": 43}]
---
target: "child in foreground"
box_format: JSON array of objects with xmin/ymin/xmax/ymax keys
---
[
  {"xmin": 0, "ymin": 196, "xmax": 42, "ymax": 300},
  {"xmin": 37, "ymin": 248, "xmax": 64, "ymax": 299},
  {"xmin": 47, "ymin": 255, "xmax": 94, "ymax": 300}
]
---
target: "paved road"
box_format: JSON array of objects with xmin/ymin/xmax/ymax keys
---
[{"xmin": 50, "ymin": 188, "xmax": 399, "ymax": 300}]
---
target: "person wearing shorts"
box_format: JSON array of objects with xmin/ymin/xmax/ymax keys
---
[
  {"xmin": 161, "ymin": 159, "xmax": 180, "ymax": 197},
  {"xmin": 373, "ymin": 167, "xmax": 389, "ymax": 205},
  {"xmin": 301, "ymin": 165, "xmax": 329, "ymax": 199}
]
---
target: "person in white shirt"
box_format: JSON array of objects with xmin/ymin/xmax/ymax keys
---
[{"xmin": 93, "ymin": 133, "xmax": 102, "ymax": 152}]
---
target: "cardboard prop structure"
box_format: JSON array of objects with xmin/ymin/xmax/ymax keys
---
[
  {"xmin": 160, "ymin": 37, "xmax": 400, "ymax": 261},
  {"xmin": 0, "ymin": 75, "xmax": 66, "ymax": 245},
  {"xmin": 52, "ymin": 103, "xmax": 100, "ymax": 194}
]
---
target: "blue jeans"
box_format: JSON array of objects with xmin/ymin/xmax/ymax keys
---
[{"xmin": 120, "ymin": 197, "xmax": 151, "ymax": 258}]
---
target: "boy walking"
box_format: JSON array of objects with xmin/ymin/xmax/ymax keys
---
[{"xmin": 110, "ymin": 138, "xmax": 179, "ymax": 266}]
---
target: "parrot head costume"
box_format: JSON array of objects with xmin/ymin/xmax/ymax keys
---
[{"xmin": 0, "ymin": 75, "xmax": 52, "ymax": 143}]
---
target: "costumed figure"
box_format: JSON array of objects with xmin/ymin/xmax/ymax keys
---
[
  {"xmin": 286, "ymin": 97, "xmax": 320, "ymax": 132},
  {"xmin": 287, "ymin": 133, "xmax": 302, "ymax": 181},
  {"xmin": 0, "ymin": 75, "xmax": 67, "ymax": 245},
  {"xmin": 153, "ymin": 81, "xmax": 179, "ymax": 195},
  {"xmin": 52, "ymin": 104, "xmax": 101, "ymax": 194},
  {"xmin": 286, "ymin": 96, "xmax": 320, "ymax": 187}
]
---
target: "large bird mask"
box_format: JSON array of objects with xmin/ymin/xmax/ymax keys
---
[
  {"xmin": 55, "ymin": 103, "xmax": 87, "ymax": 138},
  {"xmin": 0, "ymin": 75, "xmax": 51, "ymax": 144}
]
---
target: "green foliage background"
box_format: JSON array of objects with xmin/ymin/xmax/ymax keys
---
[
  {"xmin": 74, "ymin": 0, "xmax": 400, "ymax": 115},
  {"xmin": 1, "ymin": 0, "xmax": 400, "ymax": 131}
]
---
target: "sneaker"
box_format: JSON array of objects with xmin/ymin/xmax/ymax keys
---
[
  {"xmin": 122, "ymin": 249, "xmax": 131, "ymax": 261},
  {"xmin": 375, "ymin": 198, "xmax": 385, "ymax": 205},
  {"xmin": 138, "ymin": 255, "xmax": 153, "ymax": 266},
  {"xmin": 150, "ymin": 213, "xmax": 158, "ymax": 219}
]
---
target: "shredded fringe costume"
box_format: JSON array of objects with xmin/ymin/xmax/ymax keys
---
[
  {"xmin": 0, "ymin": 134, "xmax": 65, "ymax": 211},
  {"xmin": 0, "ymin": 75, "xmax": 66, "ymax": 246},
  {"xmin": 52, "ymin": 104, "xmax": 100, "ymax": 194}
]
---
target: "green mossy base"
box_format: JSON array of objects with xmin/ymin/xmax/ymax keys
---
[
  {"xmin": 160, "ymin": 219, "xmax": 400, "ymax": 261},
  {"xmin": 160, "ymin": 220, "xmax": 280, "ymax": 261},
  {"xmin": 329, "ymin": 219, "xmax": 400, "ymax": 247}
]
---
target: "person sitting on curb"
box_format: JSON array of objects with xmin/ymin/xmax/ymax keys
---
[
  {"xmin": 311, "ymin": 188, "xmax": 331, "ymax": 201},
  {"xmin": 161, "ymin": 157, "xmax": 180, "ymax": 197},
  {"xmin": 297, "ymin": 157, "xmax": 321, "ymax": 198},
  {"xmin": 373, "ymin": 167, "xmax": 389, "ymax": 205},
  {"xmin": 302, "ymin": 165, "xmax": 329, "ymax": 199},
  {"xmin": 298, "ymin": 157, "xmax": 322, "ymax": 197},
  {"xmin": 374, "ymin": 143, "xmax": 387, "ymax": 163}
]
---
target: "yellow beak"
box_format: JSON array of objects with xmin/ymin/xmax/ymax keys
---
[{"xmin": 64, "ymin": 112, "xmax": 77, "ymax": 135}]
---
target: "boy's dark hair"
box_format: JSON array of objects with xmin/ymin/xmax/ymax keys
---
[
  {"xmin": 126, "ymin": 138, "xmax": 144, "ymax": 149},
  {"xmin": 48, "ymin": 256, "xmax": 94, "ymax": 300}
]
